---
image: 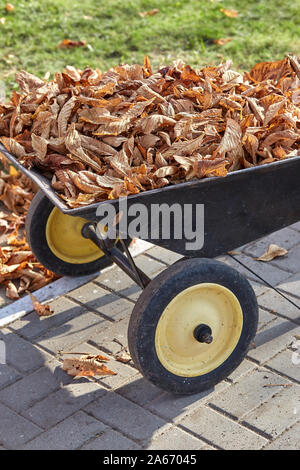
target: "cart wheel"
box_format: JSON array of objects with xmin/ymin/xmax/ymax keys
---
[
  {"xmin": 128, "ymin": 258, "xmax": 258, "ymax": 395},
  {"xmin": 25, "ymin": 190, "xmax": 131, "ymax": 277}
]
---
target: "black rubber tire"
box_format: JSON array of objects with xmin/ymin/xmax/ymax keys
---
[
  {"xmin": 128, "ymin": 257, "xmax": 258, "ymax": 395},
  {"xmin": 25, "ymin": 190, "xmax": 131, "ymax": 277}
]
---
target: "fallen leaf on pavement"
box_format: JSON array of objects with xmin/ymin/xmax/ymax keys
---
[
  {"xmin": 256, "ymin": 244, "xmax": 288, "ymax": 262},
  {"xmin": 27, "ymin": 291, "xmax": 54, "ymax": 316},
  {"xmin": 115, "ymin": 351, "xmax": 131, "ymax": 364},
  {"xmin": 62, "ymin": 354, "xmax": 117, "ymax": 378},
  {"xmin": 60, "ymin": 351, "xmax": 109, "ymax": 361}
]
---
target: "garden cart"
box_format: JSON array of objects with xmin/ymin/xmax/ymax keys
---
[{"xmin": 1, "ymin": 141, "xmax": 300, "ymax": 395}]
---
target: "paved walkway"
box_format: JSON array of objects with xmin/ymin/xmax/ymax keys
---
[{"xmin": 0, "ymin": 224, "xmax": 300, "ymax": 450}]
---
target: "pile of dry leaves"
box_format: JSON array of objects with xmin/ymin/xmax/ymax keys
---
[
  {"xmin": 1, "ymin": 55, "xmax": 300, "ymax": 209},
  {"xmin": 0, "ymin": 159, "xmax": 58, "ymax": 300}
]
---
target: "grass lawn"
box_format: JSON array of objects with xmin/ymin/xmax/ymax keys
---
[{"xmin": 0, "ymin": 0, "xmax": 300, "ymax": 95}]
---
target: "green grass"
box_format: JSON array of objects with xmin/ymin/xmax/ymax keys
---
[{"xmin": 0, "ymin": 0, "xmax": 300, "ymax": 95}]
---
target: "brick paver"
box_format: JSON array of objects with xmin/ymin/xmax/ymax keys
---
[
  {"xmin": 257, "ymin": 289, "xmax": 300, "ymax": 323},
  {"xmin": 219, "ymin": 252, "xmax": 293, "ymax": 286},
  {"xmin": 290, "ymin": 222, "xmax": 300, "ymax": 232},
  {"xmin": 242, "ymin": 384, "xmax": 300, "ymax": 438},
  {"xmin": 0, "ymin": 402, "xmax": 42, "ymax": 449},
  {"xmin": 146, "ymin": 426, "xmax": 207, "ymax": 450},
  {"xmin": 278, "ymin": 274, "xmax": 300, "ymax": 300},
  {"xmin": 266, "ymin": 349, "xmax": 300, "ymax": 382},
  {"xmin": 81, "ymin": 429, "xmax": 140, "ymax": 450},
  {"xmin": 0, "ymin": 227, "xmax": 300, "ymax": 450},
  {"xmin": 0, "ymin": 328, "xmax": 53, "ymax": 373},
  {"xmin": 35, "ymin": 310, "xmax": 110, "ymax": 355},
  {"xmin": 67, "ymin": 282, "xmax": 133, "ymax": 321},
  {"xmin": 209, "ymin": 369, "xmax": 291, "ymax": 419},
  {"xmin": 23, "ymin": 381, "xmax": 107, "ymax": 430},
  {"xmin": 146, "ymin": 381, "xmax": 229, "ymax": 423},
  {"xmin": 0, "ymin": 364, "xmax": 21, "ymax": 391},
  {"xmin": 85, "ymin": 392, "xmax": 171, "ymax": 444},
  {"xmin": 264, "ymin": 421, "xmax": 300, "ymax": 449},
  {"xmin": 179, "ymin": 406, "xmax": 268, "ymax": 450},
  {"xmin": 86, "ymin": 317, "xmax": 130, "ymax": 355},
  {"xmin": 117, "ymin": 377, "xmax": 164, "ymax": 407},
  {"xmin": 9, "ymin": 297, "xmax": 86, "ymax": 340},
  {"xmin": 247, "ymin": 318, "xmax": 300, "ymax": 364},
  {"xmin": 21, "ymin": 411, "xmax": 107, "ymax": 450}
]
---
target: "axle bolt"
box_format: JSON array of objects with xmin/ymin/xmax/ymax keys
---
[{"xmin": 193, "ymin": 324, "xmax": 213, "ymax": 344}]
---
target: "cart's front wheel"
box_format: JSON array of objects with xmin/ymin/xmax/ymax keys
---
[
  {"xmin": 128, "ymin": 258, "xmax": 258, "ymax": 395},
  {"xmin": 25, "ymin": 190, "xmax": 131, "ymax": 277}
]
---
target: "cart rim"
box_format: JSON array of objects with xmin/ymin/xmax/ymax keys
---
[
  {"xmin": 155, "ymin": 283, "xmax": 243, "ymax": 377},
  {"xmin": 45, "ymin": 207, "xmax": 105, "ymax": 264}
]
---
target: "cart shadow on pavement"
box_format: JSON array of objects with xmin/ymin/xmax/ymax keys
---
[
  {"xmin": 0, "ymin": 322, "xmax": 215, "ymax": 450},
  {"xmin": 0, "ymin": 268, "xmax": 300, "ymax": 449}
]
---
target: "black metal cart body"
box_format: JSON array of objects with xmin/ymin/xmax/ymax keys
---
[{"xmin": 1, "ymin": 141, "xmax": 299, "ymax": 394}]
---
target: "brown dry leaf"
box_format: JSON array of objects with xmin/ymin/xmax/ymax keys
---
[
  {"xmin": 242, "ymin": 133, "xmax": 259, "ymax": 163},
  {"xmin": 139, "ymin": 9, "xmax": 159, "ymax": 17},
  {"xmin": 256, "ymin": 244, "xmax": 288, "ymax": 262},
  {"xmin": 62, "ymin": 354, "xmax": 117, "ymax": 378},
  {"xmin": 31, "ymin": 134, "xmax": 48, "ymax": 161},
  {"xmin": 143, "ymin": 55, "xmax": 152, "ymax": 77},
  {"xmin": 220, "ymin": 8, "xmax": 238, "ymax": 17},
  {"xmin": 5, "ymin": 280, "xmax": 19, "ymax": 299},
  {"xmin": 27, "ymin": 291, "xmax": 54, "ymax": 317},
  {"xmin": 139, "ymin": 114, "xmax": 176, "ymax": 134},
  {"xmin": 194, "ymin": 158, "xmax": 228, "ymax": 178},
  {"xmin": 115, "ymin": 351, "xmax": 131, "ymax": 364},
  {"xmin": 0, "ymin": 159, "xmax": 59, "ymax": 300},
  {"xmin": 65, "ymin": 123, "xmax": 103, "ymax": 172},
  {"xmin": 59, "ymin": 39, "xmax": 86, "ymax": 48},
  {"xmin": 1, "ymin": 53, "xmax": 300, "ymax": 211},
  {"xmin": 216, "ymin": 118, "xmax": 242, "ymax": 155},
  {"xmin": 248, "ymin": 58, "xmax": 290, "ymax": 82},
  {"xmin": 57, "ymin": 96, "xmax": 77, "ymax": 137},
  {"xmin": 15, "ymin": 70, "xmax": 44, "ymax": 94},
  {"xmin": 154, "ymin": 166, "xmax": 178, "ymax": 178},
  {"xmin": 213, "ymin": 38, "xmax": 232, "ymax": 46}
]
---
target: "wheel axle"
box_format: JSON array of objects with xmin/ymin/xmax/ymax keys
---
[{"xmin": 193, "ymin": 324, "xmax": 213, "ymax": 344}]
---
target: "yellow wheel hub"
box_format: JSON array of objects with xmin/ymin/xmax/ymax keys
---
[
  {"xmin": 45, "ymin": 207, "xmax": 105, "ymax": 264},
  {"xmin": 155, "ymin": 283, "xmax": 243, "ymax": 377}
]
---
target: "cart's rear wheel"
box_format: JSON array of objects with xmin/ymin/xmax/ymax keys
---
[
  {"xmin": 128, "ymin": 258, "xmax": 258, "ymax": 395},
  {"xmin": 25, "ymin": 190, "xmax": 131, "ymax": 277}
]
